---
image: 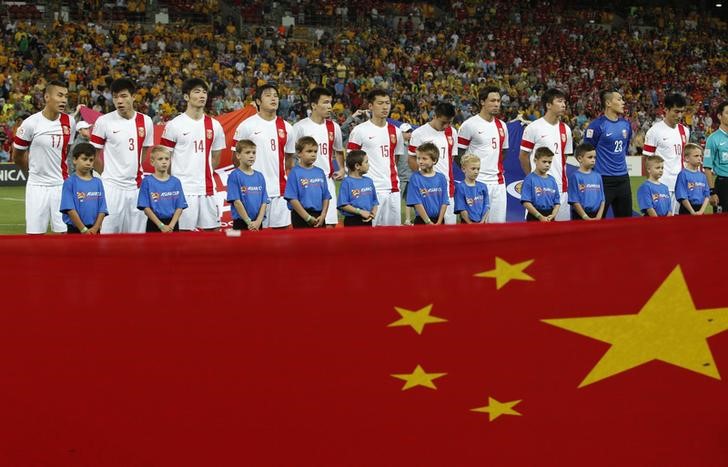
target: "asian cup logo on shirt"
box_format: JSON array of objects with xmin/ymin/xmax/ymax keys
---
[
  {"xmin": 651, "ymin": 192, "xmax": 669, "ymax": 202},
  {"xmin": 466, "ymin": 194, "xmax": 484, "ymax": 206},
  {"xmin": 351, "ymin": 186, "xmax": 372, "ymax": 199},
  {"xmin": 241, "ymin": 185, "xmax": 263, "ymax": 194},
  {"xmin": 419, "ymin": 186, "xmax": 442, "ymax": 198},
  {"xmin": 76, "ymin": 191, "xmax": 102, "ymax": 203},
  {"xmin": 301, "ymin": 177, "xmax": 325, "ymax": 189},
  {"xmin": 579, "ymin": 183, "xmax": 601, "ymax": 193},
  {"xmin": 151, "ymin": 191, "xmax": 181, "ymax": 202}
]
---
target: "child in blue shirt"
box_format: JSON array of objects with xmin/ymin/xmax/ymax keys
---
[
  {"xmin": 637, "ymin": 155, "xmax": 672, "ymax": 217},
  {"xmin": 137, "ymin": 146, "xmax": 188, "ymax": 232},
  {"xmin": 406, "ymin": 142, "xmax": 449, "ymax": 225},
  {"xmin": 454, "ymin": 153, "xmax": 489, "ymax": 223},
  {"xmin": 60, "ymin": 143, "xmax": 108, "ymax": 234},
  {"xmin": 675, "ymin": 143, "xmax": 710, "ymax": 215},
  {"xmin": 338, "ymin": 150, "xmax": 379, "ymax": 227},
  {"xmin": 521, "ymin": 147, "xmax": 560, "ymax": 222},
  {"xmin": 227, "ymin": 139, "xmax": 269, "ymax": 231},
  {"xmin": 567, "ymin": 143, "xmax": 605, "ymax": 220},
  {"xmin": 284, "ymin": 136, "xmax": 331, "ymax": 228}
]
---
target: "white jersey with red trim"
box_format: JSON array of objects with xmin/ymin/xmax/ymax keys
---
[
  {"xmin": 408, "ymin": 123, "xmax": 458, "ymax": 195},
  {"xmin": 13, "ymin": 111, "xmax": 76, "ymax": 186},
  {"xmin": 643, "ymin": 120, "xmax": 689, "ymax": 191},
  {"xmin": 90, "ymin": 111, "xmax": 154, "ymax": 190},
  {"xmin": 288, "ymin": 117, "xmax": 344, "ymax": 176},
  {"xmin": 233, "ymin": 114, "xmax": 293, "ymax": 197},
  {"xmin": 520, "ymin": 117, "xmax": 573, "ymax": 192},
  {"xmin": 457, "ymin": 114, "xmax": 509, "ymax": 184},
  {"xmin": 347, "ymin": 120, "xmax": 405, "ymax": 193},
  {"xmin": 160, "ymin": 113, "xmax": 226, "ymax": 196}
]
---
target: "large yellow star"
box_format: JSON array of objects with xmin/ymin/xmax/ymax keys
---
[
  {"xmin": 387, "ymin": 304, "xmax": 447, "ymax": 335},
  {"xmin": 474, "ymin": 257, "xmax": 535, "ymax": 289},
  {"xmin": 391, "ymin": 365, "xmax": 447, "ymax": 390},
  {"xmin": 543, "ymin": 265, "xmax": 728, "ymax": 388},
  {"xmin": 471, "ymin": 397, "xmax": 522, "ymax": 421}
]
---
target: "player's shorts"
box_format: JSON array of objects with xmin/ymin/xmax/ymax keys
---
[
  {"xmin": 179, "ymin": 194, "xmax": 220, "ymax": 230},
  {"xmin": 264, "ymin": 196, "xmax": 291, "ymax": 228},
  {"xmin": 373, "ymin": 190, "xmax": 401, "ymax": 226},
  {"xmin": 325, "ymin": 178, "xmax": 339, "ymax": 225},
  {"xmin": 485, "ymin": 182, "xmax": 507, "ymax": 223},
  {"xmin": 444, "ymin": 196, "xmax": 456, "ymax": 225},
  {"xmin": 555, "ymin": 192, "xmax": 570, "ymax": 222},
  {"xmin": 25, "ymin": 184, "xmax": 65, "ymax": 234},
  {"xmin": 101, "ymin": 184, "xmax": 145, "ymax": 234},
  {"xmin": 669, "ymin": 191, "xmax": 679, "ymax": 215}
]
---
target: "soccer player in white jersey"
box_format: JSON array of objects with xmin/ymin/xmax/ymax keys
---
[
  {"xmin": 90, "ymin": 78, "xmax": 154, "ymax": 233},
  {"xmin": 407, "ymin": 102, "xmax": 458, "ymax": 224},
  {"xmin": 12, "ymin": 80, "xmax": 76, "ymax": 234},
  {"xmin": 457, "ymin": 86, "xmax": 509, "ymax": 223},
  {"xmin": 346, "ymin": 88, "xmax": 406, "ymax": 226},
  {"xmin": 287, "ymin": 87, "xmax": 344, "ymax": 227},
  {"xmin": 643, "ymin": 93, "xmax": 690, "ymax": 213},
  {"xmin": 160, "ymin": 78, "xmax": 226, "ymax": 231},
  {"xmin": 519, "ymin": 88, "xmax": 574, "ymax": 221},
  {"xmin": 232, "ymin": 84, "xmax": 293, "ymax": 228}
]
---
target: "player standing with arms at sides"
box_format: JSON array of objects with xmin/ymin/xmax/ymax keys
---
[
  {"xmin": 407, "ymin": 102, "xmax": 458, "ymax": 224},
  {"xmin": 704, "ymin": 100, "xmax": 728, "ymax": 213},
  {"xmin": 642, "ymin": 93, "xmax": 690, "ymax": 214},
  {"xmin": 287, "ymin": 87, "xmax": 344, "ymax": 227},
  {"xmin": 584, "ymin": 90, "xmax": 633, "ymax": 217},
  {"xmin": 160, "ymin": 78, "xmax": 226, "ymax": 231},
  {"xmin": 457, "ymin": 86, "xmax": 509, "ymax": 223},
  {"xmin": 519, "ymin": 88, "xmax": 573, "ymax": 221},
  {"xmin": 233, "ymin": 84, "xmax": 293, "ymax": 228},
  {"xmin": 12, "ymin": 80, "xmax": 76, "ymax": 234},
  {"xmin": 90, "ymin": 78, "xmax": 154, "ymax": 233},
  {"xmin": 346, "ymin": 89, "xmax": 405, "ymax": 226}
]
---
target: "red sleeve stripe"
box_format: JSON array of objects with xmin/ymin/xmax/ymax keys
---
[
  {"xmin": 346, "ymin": 142, "xmax": 361, "ymax": 150},
  {"xmin": 160, "ymin": 138, "xmax": 176, "ymax": 148},
  {"xmin": 457, "ymin": 136, "xmax": 470, "ymax": 147},
  {"xmin": 520, "ymin": 140, "xmax": 535, "ymax": 150},
  {"xmin": 90, "ymin": 134, "xmax": 106, "ymax": 145},
  {"xmin": 407, "ymin": 144, "xmax": 418, "ymax": 155},
  {"xmin": 643, "ymin": 144, "xmax": 656, "ymax": 155},
  {"xmin": 13, "ymin": 136, "xmax": 30, "ymax": 148}
]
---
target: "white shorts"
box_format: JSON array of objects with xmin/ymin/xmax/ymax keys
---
[
  {"xmin": 374, "ymin": 190, "xmax": 401, "ymax": 226},
  {"xmin": 555, "ymin": 192, "xmax": 570, "ymax": 222},
  {"xmin": 179, "ymin": 194, "xmax": 220, "ymax": 230},
  {"xmin": 101, "ymin": 184, "xmax": 146, "ymax": 234},
  {"xmin": 444, "ymin": 196, "xmax": 456, "ymax": 225},
  {"xmin": 325, "ymin": 178, "xmax": 339, "ymax": 225},
  {"xmin": 25, "ymin": 184, "xmax": 65, "ymax": 234},
  {"xmin": 486, "ymin": 183, "xmax": 507, "ymax": 223},
  {"xmin": 264, "ymin": 196, "xmax": 291, "ymax": 228},
  {"xmin": 670, "ymin": 191, "xmax": 678, "ymax": 215}
]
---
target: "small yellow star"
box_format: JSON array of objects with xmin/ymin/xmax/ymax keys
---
[
  {"xmin": 471, "ymin": 397, "xmax": 522, "ymax": 421},
  {"xmin": 391, "ymin": 365, "xmax": 447, "ymax": 390},
  {"xmin": 474, "ymin": 257, "xmax": 535, "ymax": 289},
  {"xmin": 543, "ymin": 265, "xmax": 728, "ymax": 388},
  {"xmin": 388, "ymin": 304, "xmax": 447, "ymax": 335}
]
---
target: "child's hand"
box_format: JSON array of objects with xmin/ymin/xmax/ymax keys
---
[
  {"xmin": 161, "ymin": 224, "xmax": 173, "ymax": 232},
  {"xmin": 88, "ymin": 226, "xmax": 100, "ymax": 234},
  {"xmin": 249, "ymin": 219, "xmax": 261, "ymax": 230},
  {"xmin": 82, "ymin": 228, "xmax": 93, "ymax": 235},
  {"xmin": 540, "ymin": 215, "xmax": 552, "ymax": 222},
  {"xmin": 358, "ymin": 209, "xmax": 371, "ymax": 219},
  {"xmin": 314, "ymin": 216, "xmax": 325, "ymax": 227}
]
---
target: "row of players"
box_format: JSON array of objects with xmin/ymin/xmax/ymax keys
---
[{"xmin": 12, "ymin": 78, "xmax": 728, "ymax": 233}]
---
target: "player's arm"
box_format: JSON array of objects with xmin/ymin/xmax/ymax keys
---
[
  {"xmin": 168, "ymin": 208, "xmax": 183, "ymax": 231},
  {"xmin": 480, "ymin": 208, "xmax": 489, "ymax": 224},
  {"xmin": 696, "ymin": 196, "xmax": 709, "ymax": 215},
  {"xmin": 333, "ymin": 150, "xmax": 345, "ymax": 180},
  {"xmin": 285, "ymin": 152, "xmax": 295, "ymax": 173},
  {"xmin": 316, "ymin": 199, "xmax": 329, "ymax": 227},
  {"xmin": 252, "ymin": 202, "xmax": 267, "ymax": 230},
  {"xmin": 460, "ymin": 210, "xmax": 473, "ymax": 224},
  {"xmin": 435, "ymin": 202, "xmax": 447, "ymax": 225},
  {"xmin": 66, "ymin": 209, "xmax": 87, "ymax": 232},
  {"xmin": 518, "ymin": 150, "xmax": 532, "ymax": 175},
  {"xmin": 89, "ymin": 212, "xmax": 105, "ymax": 234},
  {"xmin": 233, "ymin": 200, "xmax": 252, "ymax": 226},
  {"xmin": 11, "ymin": 147, "xmax": 28, "ymax": 172},
  {"xmin": 595, "ymin": 202, "xmax": 605, "ymax": 220},
  {"xmin": 644, "ymin": 207, "xmax": 658, "ymax": 217},
  {"xmin": 548, "ymin": 200, "xmax": 560, "ymax": 221},
  {"xmin": 211, "ymin": 150, "xmax": 222, "ymax": 169},
  {"xmin": 94, "ymin": 148, "xmax": 104, "ymax": 173}
]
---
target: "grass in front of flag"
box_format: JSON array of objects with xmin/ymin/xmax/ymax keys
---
[{"xmin": 0, "ymin": 177, "xmax": 650, "ymax": 235}]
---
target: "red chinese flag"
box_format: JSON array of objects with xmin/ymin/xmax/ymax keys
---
[{"xmin": 0, "ymin": 215, "xmax": 727, "ymax": 465}]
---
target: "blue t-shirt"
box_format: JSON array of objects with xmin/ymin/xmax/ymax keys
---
[
  {"xmin": 704, "ymin": 128, "xmax": 728, "ymax": 177},
  {"xmin": 137, "ymin": 175, "xmax": 188, "ymax": 219},
  {"xmin": 637, "ymin": 180, "xmax": 671, "ymax": 216},
  {"xmin": 520, "ymin": 172, "xmax": 560, "ymax": 211},
  {"xmin": 60, "ymin": 175, "xmax": 108, "ymax": 226},
  {"xmin": 226, "ymin": 168, "xmax": 269, "ymax": 220},
  {"xmin": 567, "ymin": 170, "xmax": 605, "ymax": 212},
  {"xmin": 407, "ymin": 171, "xmax": 449, "ymax": 219},
  {"xmin": 584, "ymin": 115, "xmax": 632, "ymax": 176},
  {"xmin": 675, "ymin": 168, "xmax": 710, "ymax": 205},
  {"xmin": 284, "ymin": 165, "xmax": 331, "ymax": 211},
  {"xmin": 337, "ymin": 176, "xmax": 379, "ymax": 216},
  {"xmin": 454, "ymin": 180, "xmax": 489, "ymax": 222}
]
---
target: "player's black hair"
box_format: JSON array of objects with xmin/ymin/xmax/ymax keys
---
[
  {"xmin": 434, "ymin": 102, "xmax": 456, "ymax": 118},
  {"xmin": 182, "ymin": 78, "xmax": 209, "ymax": 96},
  {"xmin": 346, "ymin": 150, "xmax": 367, "ymax": 172},
  {"xmin": 110, "ymin": 78, "xmax": 136, "ymax": 95},
  {"xmin": 715, "ymin": 101, "xmax": 728, "ymax": 118},
  {"xmin": 72, "ymin": 142, "xmax": 96, "ymax": 159},
  {"xmin": 367, "ymin": 88, "xmax": 389, "ymax": 103},
  {"xmin": 541, "ymin": 88, "xmax": 566, "ymax": 108},
  {"xmin": 664, "ymin": 93, "xmax": 687, "ymax": 110},
  {"xmin": 309, "ymin": 87, "xmax": 333, "ymax": 106},
  {"xmin": 44, "ymin": 80, "xmax": 68, "ymax": 94},
  {"xmin": 574, "ymin": 142, "xmax": 596, "ymax": 160},
  {"xmin": 255, "ymin": 83, "xmax": 279, "ymax": 103},
  {"xmin": 478, "ymin": 86, "xmax": 501, "ymax": 104},
  {"xmin": 599, "ymin": 89, "xmax": 620, "ymax": 108}
]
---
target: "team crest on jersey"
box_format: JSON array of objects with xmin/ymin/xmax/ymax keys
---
[
  {"xmin": 681, "ymin": 134, "xmax": 686, "ymax": 144},
  {"xmin": 206, "ymin": 129, "xmax": 213, "ymax": 140},
  {"xmin": 622, "ymin": 129, "xmax": 628, "ymax": 138},
  {"xmin": 561, "ymin": 134, "xmax": 566, "ymax": 143},
  {"xmin": 17, "ymin": 127, "xmax": 24, "ymax": 137},
  {"xmin": 138, "ymin": 127, "xmax": 145, "ymax": 138},
  {"xmin": 498, "ymin": 127, "xmax": 505, "ymax": 137},
  {"xmin": 447, "ymin": 136, "xmax": 454, "ymax": 146},
  {"xmin": 151, "ymin": 192, "xmax": 160, "ymax": 201},
  {"xmin": 62, "ymin": 125, "xmax": 70, "ymax": 135},
  {"xmin": 328, "ymin": 131, "xmax": 334, "ymax": 140},
  {"xmin": 390, "ymin": 134, "xmax": 397, "ymax": 144},
  {"xmin": 278, "ymin": 129, "xmax": 286, "ymax": 139}
]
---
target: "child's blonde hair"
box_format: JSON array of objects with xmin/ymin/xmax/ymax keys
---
[{"xmin": 460, "ymin": 153, "xmax": 480, "ymax": 167}]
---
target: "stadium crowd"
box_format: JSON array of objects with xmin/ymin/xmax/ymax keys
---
[{"xmin": 1, "ymin": 0, "xmax": 726, "ymax": 156}]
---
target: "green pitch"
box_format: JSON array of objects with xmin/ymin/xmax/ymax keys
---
[{"xmin": 0, "ymin": 178, "xmax": 648, "ymax": 235}]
